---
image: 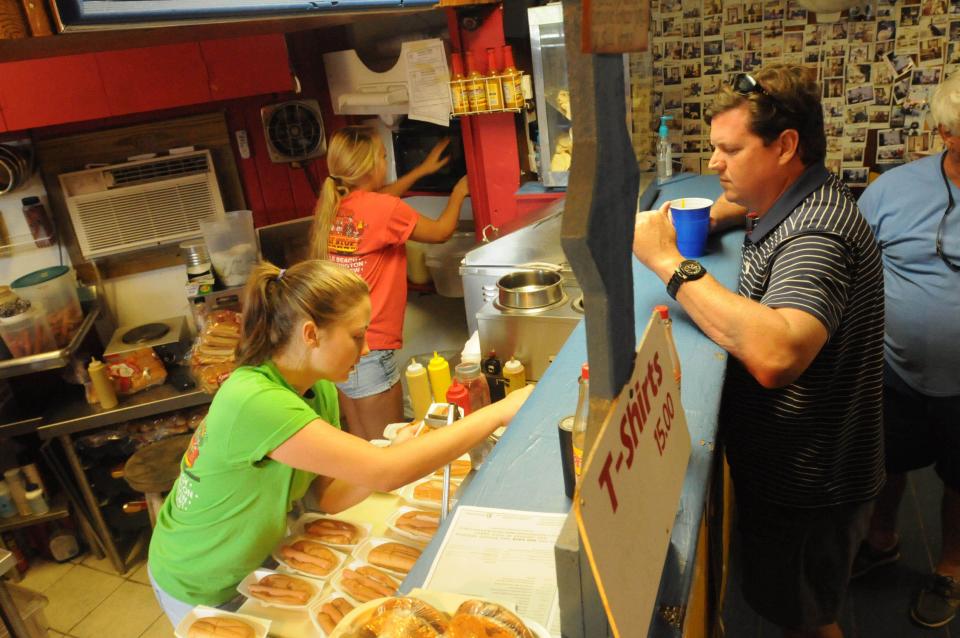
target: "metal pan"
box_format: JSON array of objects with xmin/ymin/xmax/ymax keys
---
[{"xmin": 497, "ymin": 269, "xmax": 564, "ymax": 309}]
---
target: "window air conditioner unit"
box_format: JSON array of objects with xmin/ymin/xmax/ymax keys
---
[{"xmin": 59, "ymin": 150, "xmax": 226, "ymax": 259}]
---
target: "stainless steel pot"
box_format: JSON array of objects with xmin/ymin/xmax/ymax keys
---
[{"xmin": 497, "ymin": 269, "xmax": 564, "ymax": 309}]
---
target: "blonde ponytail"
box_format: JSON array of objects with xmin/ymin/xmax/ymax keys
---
[
  {"xmin": 308, "ymin": 126, "xmax": 381, "ymax": 259},
  {"xmin": 236, "ymin": 259, "xmax": 369, "ymax": 367}
]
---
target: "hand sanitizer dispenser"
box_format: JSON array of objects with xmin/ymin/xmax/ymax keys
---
[{"xmin": 657, "ymin": 115, "xmax": 674, "ymax": 184}]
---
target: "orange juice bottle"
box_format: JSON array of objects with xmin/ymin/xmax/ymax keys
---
[
  {"xmin": 484, "ymin": 48, "xmax": 504, "ymax": 112},
  {"xmin": 450, "ymin": 53, "xmax": 469, "ymax": 116},
  {"xmin": 464, "ymin": 51, "xmax": 487, "ymax": 113},
  {"xmin": 501, "ymin": 45, "xmax": 524, "ymax": 110}
]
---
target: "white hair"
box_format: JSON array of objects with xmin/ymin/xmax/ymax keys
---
[{"xmin": 930, "ymin": 70, "xmax": 960, "ymax": 135}]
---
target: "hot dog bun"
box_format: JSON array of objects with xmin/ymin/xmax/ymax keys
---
[
  {"xmin": 433, "ymin": 458, "xmax": 472, "ymax": 479},
  {"xmin": 413, "ymin": 478, "xmax": 458, "ymax": 503},
  {"xmin": 186, "ymin": 616, "xmax": 255, "ymax": 638},
  {"xmin": 368, "ymin": 541, "xmax": 422, "ymax": 574},
  {"xmin": 394, "ymin": 509, "xmax": 440, "ymax": 540},
  {"xmin": 339, "ymin": 565, "xmax": 400, "ymax": 602},
  {"xmin": 247, "ymin": 573, "xmax": 314, "ymax": 606},
  {"xmin": 304, "ymin": 518, "xmax": 361, "ymax": 545},
  {"xmin": 279, "ymin": 539, "xmax": 338, "ymax": 576}
]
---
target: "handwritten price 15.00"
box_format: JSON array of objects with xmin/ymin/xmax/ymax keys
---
[{"xmin": 597, "ymin": 352, "xmax": 676, "ymax": 513}]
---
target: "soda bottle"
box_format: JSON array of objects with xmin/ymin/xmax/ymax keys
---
[
  {"xmin": 465, "ymin": 51, "xmax": 488, "ymax": 112},
  {"xmin": 571, "ymin": 363, "xmax": 589, "ymax": 479},
  {"xmin": 450, "ymin": 53, "xmax": 470, "ymax": 116},
  {"xmin": 484, "ymin": 48, "xmax": 504, "ymax": 111},
  {"xmin": 500, "ymin": 45, "xmax": 524, "ymax": 110}
]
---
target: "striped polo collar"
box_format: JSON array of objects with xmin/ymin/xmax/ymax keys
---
[{"xmin": 748, "ymin": 162, "xmax": 831, "ymax": 244}]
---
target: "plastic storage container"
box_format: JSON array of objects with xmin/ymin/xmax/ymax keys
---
[
  {"xmin": 10, "ymin": 266, "xmax": 82, "ymax": 347},
  {"xmin": 424, "ymin": 231, "xmax": 476, "ymax": 298},
  {"xmin": 199, "ymin": 210, "xmax": 259, "ymax": 287},
  {"xmin": 0, "ymin": 307, "xmax": 57, "ymax": 357}
]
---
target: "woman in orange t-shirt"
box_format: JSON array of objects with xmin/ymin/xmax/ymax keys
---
[{"xmin": 309, "ymin": 125, "xmax": 469, "ymax": 441}]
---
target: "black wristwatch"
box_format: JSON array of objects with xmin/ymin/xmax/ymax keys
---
[{"xmin": 666, "ymin": 260, "xmax": 707, "ymax": 299}]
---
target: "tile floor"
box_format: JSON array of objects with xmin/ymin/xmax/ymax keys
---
[
  {"xmin": 19, "ymin": 550, "xmax": 172, "ymax": 638},
  {"xmin": 723, "ymin": 466, "xmax": 960, "ymax": 637}
]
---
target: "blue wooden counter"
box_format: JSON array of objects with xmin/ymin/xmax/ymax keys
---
[{"xmin": 403, "ymin": 174, "xmax": 740, "ymax": 636}]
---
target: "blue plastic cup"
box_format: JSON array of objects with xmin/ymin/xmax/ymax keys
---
[{"xmin": 671, "ymin": 197, "xmax": 713, "ymax": 258}]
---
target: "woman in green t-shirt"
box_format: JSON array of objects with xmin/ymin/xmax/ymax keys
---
[{"xmin": 147, "ymin": 259, "xmax": 531, "ymax": 627}]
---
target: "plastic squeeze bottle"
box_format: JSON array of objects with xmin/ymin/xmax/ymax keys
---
[
  {"xmin": 484, "ymin": 48, "xmax": 503, "ymax": 111},
  {"xmin": 88, "ymin": 357, "xmax": 119, "ymax": 410},
  {"xmin": 446, "ymin": 379, "xmax": 472, "ymax": 417},
  {"xmin": 657, "ymin": 115, "xmax": 675, "ymax": 184},
  {"xmin": 450, "ymin": 53, "xmax": 470, "ymax": 116},
  {"xmin": 503, "ymin": 357, "xmax": 526, "ymax": 395},
  {"xmin": 406, "ymin": 358, "xmax": 433, "ymax": 421},
  {"xmin": 428, "ymin": 351, "xmax": 452, "ymax": 403},
  {"xmin": 500, "ymin": 45, "xmax": 524, "ymax": 110}
]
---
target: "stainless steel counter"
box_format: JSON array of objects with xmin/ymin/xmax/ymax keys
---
[{"xmin": 36, "ymin": 381, "xmax": 211, "ymax": 440}]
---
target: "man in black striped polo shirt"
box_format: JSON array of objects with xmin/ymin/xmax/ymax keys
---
[{"xmin": 633, "ymin": 65, "xmax": 884, "ymax": 638}]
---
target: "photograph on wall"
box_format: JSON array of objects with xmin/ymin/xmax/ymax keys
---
[
  {"xmin": 869, "ymin": 105, "xmax": 893, "ymax": 126},
  {"xmin": 842, "ymin": 145, "xmax": 866, "ymax": 164},
  {"xmin": 849, "ymin": 44, "xmax": 873, "ymax": 64},
  {"xmin": 724, "ymin": 30, "xmax": 745, "ymax": 52},
  {"xmin": 842, "ymin": 167, "xmax": 870, "ymax": 187},
  {"xmin": 876, "ymin": 144, "xmax": 906, "ymax": 163},
  {"xmin": 845, "ymin": 126, "xmax": 868, "ymax": 144},
  {"xmin": 847, "ymin": 84, "xmax": 876, "ymax": 105},
  {"xmin": 919, "ymin": 37, "xmax": 945, "ymax": 64},
  {"xmin": 877, "ymin": 19, "xmax": 897, "ymax": 41},
  {"xmin": 705, "ymin": 15, "xmax": 723, "ymax": 36},
  {"xmin": 704, "ymin": 39, "xmax": 723, "ymax": 56},
  {"xmin": 885, "ymin": 51, "xmax": 917, "ymax": 77},
  {"xmin": 847, "ymin": 104, "xmax": 869, "ymax": 124},
  {"xmin": 874, "ymin": 85, "xmax": 893, "ymax": 105},
  {"xmin": 912, "ymin": 66, "xmax": 942, "ymax": 84},
  {"xmin": 785, "ymin": 0, "xmax": 807, "ymax": 25}
]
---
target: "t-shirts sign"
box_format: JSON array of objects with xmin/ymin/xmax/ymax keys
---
[{"xmin": 574, "ymin": 309, "xmax": 691, "ymax": 638}]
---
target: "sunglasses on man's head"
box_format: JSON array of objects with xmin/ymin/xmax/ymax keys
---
[{"xmin": 731, "ymin": 72, "xmax": 772, "ymax": 98}]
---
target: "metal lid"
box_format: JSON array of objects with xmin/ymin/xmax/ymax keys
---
[{"xmin": 11, "ymin": 266, "xmax": 70, "ymax": 289}]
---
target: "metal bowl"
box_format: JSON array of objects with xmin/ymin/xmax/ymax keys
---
[{"xmin": 497, "ymin": 269, "xmax": 564, "ymax": 309}]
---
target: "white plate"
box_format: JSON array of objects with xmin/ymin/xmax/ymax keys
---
[
  {"xmin": 272, "ymin": 535, "xmax": 348, "ymax": 581},
  {"xmin": 353, "ymin": 536, "xmax": 423, "ymax": 576},
  {"xmin": 237, "ymin": 568, "xmax": 322, "ymax": 610},
  {"xmin": 327, "ymin": 589, "xmax": 550, "ymax": 638},
  {"xmin": 330, "ymin": 560, "xmax": 403, "ymax": 605},
  {"xmin": 174, "ymin": 605, "xmax": 271, "ymax": 638},
  {"xmin": 293, "ymin": 513, "xmax": 372, "ymax": 548},
  {"xmin": 398, "ymin": 476, "xmax": 459, "ymax": 511},
  {"xmin": 309, "ymin": 592, "xmax": 362, "ymax": 638},
  {"xmin": 384, "ymin": 505, "xmax": 441, "ymax": 544}
]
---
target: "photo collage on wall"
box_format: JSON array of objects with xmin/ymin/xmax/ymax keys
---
[{"xmin": 642, "ymin": 0, "xmax": 959, "ymax": 184}]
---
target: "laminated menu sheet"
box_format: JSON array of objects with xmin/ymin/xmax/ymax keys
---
[
  {"xmin": 422, "ymin": 506, "xmax": 565, "ymax": 637},
  {"xmin": 404, "ymin": 38, "xmax": 452, "ymax": 126}
]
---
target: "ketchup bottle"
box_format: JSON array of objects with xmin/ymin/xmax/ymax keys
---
[{"xmin": 446, "ymin": 379, "xmax": 472, "ymax": 417}]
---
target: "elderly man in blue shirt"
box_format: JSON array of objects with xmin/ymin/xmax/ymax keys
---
[{"xmin": 856, "ymin": 70, "xmax": 960, "ymax": 629}]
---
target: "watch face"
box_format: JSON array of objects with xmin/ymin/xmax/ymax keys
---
[{"xmin": 679, "ymin": 260, "xmax": 703, "ymax": 277}]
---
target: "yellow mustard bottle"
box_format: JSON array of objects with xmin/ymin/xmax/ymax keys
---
[
  {"xmin": 88, "ymin": 357, "xmax": 118, "ymax": 410},
  {"xmin": 503, "ymin": 357, "xmax": 526, "ymax": 395},
  {"xmin": 427, "ymin": 351, "xmax": 452, "ymax": 403},
  {"xmin": 406, "ymin": 358, "xmax": 433, "ymax": 421}
]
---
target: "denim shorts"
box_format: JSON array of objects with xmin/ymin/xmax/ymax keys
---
[{"xmin": 337, "ymin": 349, "xmax": 401, "ymax": 399}]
